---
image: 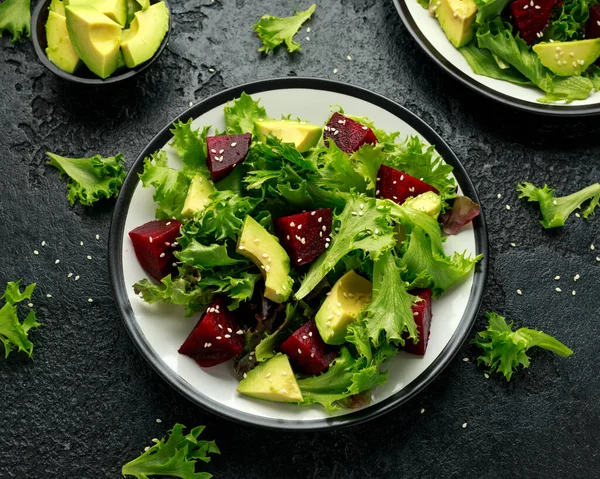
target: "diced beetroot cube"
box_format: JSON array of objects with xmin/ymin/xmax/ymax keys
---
[
  {"xmin": 279, "ymin": 319, "xmax": 338, "ymax": 375},
  {"xmin": 129, "ymin": 219, "xmax": 182, "ymax": 281},
  {"xmin": 509, "ymin": 0, "xmax": 561, "ymax": 44},
  {"xmin": 376, "ymin": 165, "xmax": 439, "ymax": 205},
  {"xmin": 206, "ymin": 133, "xmax": 252, "ymax": 182},
  {"xmin": 274, "ymin": 209, "xmax": 332, "ymax": 267},
  {"xmin": 586, "ymin": 5, "xmax": 600, "ymax": 39},
  {"xmin": 323, "ymin": 112, "xmax": 378, "ymax": 154},
  {"xmin": 178, "ymin": 297, "xmax": 245, "ymax": 367},
  {"xmin": 403, "ymin": 288, "xmax": 433, "ymax": 356}
]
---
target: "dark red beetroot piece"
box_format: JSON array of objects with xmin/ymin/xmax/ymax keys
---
[
  {"xmin": 509, "ymin": 0, "xmax": 561, "ymax": 44},
  {"xmin": 178, "ymin": 297, "xmax": 244, "ymax": 367},
  {"xmin": 439, "ymin": 196, "xmax": 481, "ymax": 235},
  {"xmin": 402, "ymin": 288, "xmax": 433, "ymax": 356},
  {"xmin": 206, "ymin": 133, "xmax": 252, "ymax": 182},
  {"xmin": 129, "ymin": 219, "xmax": 182, "ymax": 281},
  {"xmin": 274, "ymin": 208, "xmax": 332, "ymax": 267},
  {"xmin": 376, "ymin": 164, "xmax": 439, "ymax": 205},
  {"xmin": 279, "ymin": 319, "xmax": 339, "ymax": 375},
  {"xmin": 586, "ymin": 5, "xmax": 600, "ymax": 63},
  {"xmin": 323, "ymin": 112, "xmax": 378, "ymax": 154}
]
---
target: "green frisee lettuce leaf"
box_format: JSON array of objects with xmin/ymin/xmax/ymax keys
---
[
  {"xmin": 517, "ymin": 181, "xmax": 600, "ymax": 228},
  {"xmin": 0, "ymin": 0, "xmax": 30, "ymax": 43},
  {"xmin": 255, "ymin": 303, "xmax": 300, "ymax": 362},
  {"xmin": 472, "ymin": 312, "xmax": 573, "ymax": 381},
  {"xmin": 459, "ymin": 42, "xmax": 532, "ymax": 86},
  {"xmin": 170, "ymin": 119, "xmax": 211, "ymax": 173},
  {"xmin": 175, "ymin": 242, "xmax": 243, "ymax": 270},
  {"xmin": 253, "ymin": 3, "xmax": 316, "ymax": 54},
  {"xmin": 295, "ymin": 195, "xmax": 396, "ymax": 299},
  {"xmin": 47, "ymin": 152, "xmax": 126, "ymax": 206},
  {"xmin": 223, "ymin": 92, "xmax": 267, "ymax": 135},
  {"xmin": 122, "ymin": 424, "xmax": 219, "ymax": 479},
  {"xmin": 0, "ymin": 281, "xmax": 39, "ymax": 359}
]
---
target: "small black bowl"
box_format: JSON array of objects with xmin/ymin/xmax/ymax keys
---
[{"xmin": 31, "ymin": 0, "xmax": 170, "ymax": 85}]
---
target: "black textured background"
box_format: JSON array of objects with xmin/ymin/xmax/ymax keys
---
[{"xmin": 1, "ymin": 0, "xmax": 599, "ymax": 477}]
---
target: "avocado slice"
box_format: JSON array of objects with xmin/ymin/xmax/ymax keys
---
[
  {"xmin": 65, "ymin": 0, "xmax": 128, "ymax": 27},
  {"xmin": 403, "ymin": 191, "xmax": 442, "ymax": 219},
  {"xmin": 236, "ymin": 216, "xmax": 294, "ymax": 303},
  {"xmin": 237, "ymin": 354, "xmax": 303, "ymax": 403},
  {"xmin": 49, "ymin": 0, "xmax": 66, "ymax": 15},
  {"xmin": 120, "ymin": 1, "xmax": 169, "ymax": 68},
  {"xmin": 65, "ymin": 5, "xmax": 122, "ymax": 79},
  {"xmin": 431, "ymin": 0, "xmax": 477, "ymax": 48},
  {"xmin": 126, "ymin": 0, "xmax": 141, "ymax": 24},
  {"xmin": 181, "ymin": 174, "xmax": 215, "ymax": 217},
  {"xmin": 533, "ymin": 39, "xmax": 600, "ymax": 76},
  {"xmin": 315, "ymin": 270, "xmax": 372, "ymax": 345},
  {"xmin": 45, "ymin": 10, "xmax": 82, "ymax": 74},
  {"xmin": 254, "ymin": 119, "xmax": 322, "ymax": 153}
]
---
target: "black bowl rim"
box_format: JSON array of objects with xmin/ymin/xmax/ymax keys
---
[
  {"xmin": 392, "ymin": 0, "xmax": 600, "ymax": 117},
  {"xmin": 108, "ymin": 77, "xmax": 489, "ymax": 432},
  {"xmin": 31, "ymin": 0, "xmax": 171, "ymax": 85}
]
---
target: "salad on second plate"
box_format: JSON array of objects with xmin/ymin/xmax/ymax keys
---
[
  {"xmin": 423, "ymin": 0, "xmax": 600, "ymax": 102},
  {"xmin": 128, "ymin": 93, "xmax": 481, "ymax": 413}
]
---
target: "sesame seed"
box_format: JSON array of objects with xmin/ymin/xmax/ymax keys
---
[
  {"xmin": 67, "ymin": 273, "xmax": 73, "ymax": 278},
  {"xmin": 305, "ymin": 36, "xmax": 310, "ymax": 41},
  {"xmin": 573, "ymin": 274, "xmax": 580, "ymax": 282},
  {"xmin": 517, "ymin": 289, "xmax": 522, "ymax": 295},
  {"xmin": 570, "ymin": 52, "xmax": 575, "ymax": 57},
  {"xmin": 219, "ymin": 149, "xmax": 224, "ymax": 154},
  {"xmin": 554, "ymin": 276, "xmax": 560, "ymax": 280},
  {"xmin": 462, "ymin": 423, "xmax": 468, "ymax": 429},
  {"xmin": 298, "ymin": 224, "xmax": 302, "ymax": 230},
  {"xmin": 306, "ymin": 27, "xmax": 311, "ymax": 32},
  {"xmin": 80, "ymin": 241, "xmax": 84, "ymax": 246},
  {"xmin": 87, "ymin": 255, "xmax": 92, "ymax": 260},
  {"xmin": 420, "ymin": 408, "xmax": 425, "ymax": 414},
  {"xmin": 346, "ymin": 55, "xmax": 352, "ymax": 61},
  {"xmin": 209, "ymin": 67, "xmax": 215, "ymax": 72},
  {"xmin": 281, "ymin": 371, "xmax": 288, "ymax": 376},
  {"xmin": 224, "ymin": 334, "xmax": 231, "ymax": 338},
  {"xmin": 556, "ymin": 287, "xmax": 562, "ymax": 292},
  {"xmin": 333, "ymin": 68, "xmax": 338, "ymax": 74},
  {"xmin": 297, "ymin": 258, "xmax": 302, "ymax": 262},
  {"xmin": 165, "ymin": 242, "xmax": 171, "ymax": 246},
  {"xmin": 96, "ymin": 234, "xmax": 100, "ymax": 240},
  {"xmin": 266, "ymin": 373, "xmax": 271, "ymax": 378},
  {"xmin": 497, "ymin": 193, "xmax": 502, "ymax": 199},
  {"xmin": 216, "ymin": 336, "xmax": 222, "ymax": 340},
  {"xmin": 576, "ymin": 213, "xmax": 581, "ymax": 218},
  {"xmin": 510, "ymin": 243, "xmax": 516, "ymax": 247},
  {"xmin": 484, "ymin": 373, "xmax": 490, "ymax": 379},
  {"xmin": 462, "ymin": 357, "xmax": 469, "ymax": 362},
  {"xmin": 572, "ymin": 290, "xmax": 576, "ymax": 296},
  {"xmin": 41, "ymin": 241, "xmax": 46, "ymax": 246},
  {"xmin": 149, "ymin": 237, "xmax": 153, "ymax": 243},
  {"xmin": 206, "ymin": 342, "xmax": 212, "ymax": 347},
  {"xmin": 290, "ymin": 222, "xmax": 295, "ymax": 227},
  {"xmin": 311, "ymin": 353, "xmax": 315, "ymax": 358},
  {"xmin": 322, "ymin": 226, "xmax": 326, "ymax": 231},
  {"xmin": 27, "ymin": 303, "xmax": 33, "ymax": 308},
  {"xmin": 34, "ymin": 250, "xmax": 39, "ymax": 255},
  {"xmin": 506, "ymin": 205, "xmax": 511, "ymax": 210},
  {"xmin": 46, "ymin": 294, "xmax": 52, "ymax": 298},
  {"xmin": 160, "ymin": 253, "xmax": 165, "ymax": 258},
  {"xmin": 318, "ymin": 217, "xmax": 322, "ymax": 223},
  {"xmin": 308, "ymin": 332, "xmax": 313, "ymax": 337},
  {"xmin": 88, "ymin": 298, "xmax": 93, "ymax": 303},
  {"xmin": 351, "ymin": 211, "xmax": 358, "ymax": 216},
  {"xmin": 156, "ymin": 418, "xmax": 162, "ymax": 424},
  {"xmin": 596, "ymin": 257, "xmax": 600, "ymax": 262},
  {"xmin": 75, "ymin": 276, "xmax": 80, "ymax": 281},
  {"xmin": 231, "ymin": 142, "xmax": 237, "ymax": 147},
  {"xmin": 298, "ymin": 348, "xmax": 302, "ymax": 354},
  {"xmin": 591, "ymin": 244, "xmax": 596, "ymax": 251},
  {"xmin": 243, "ymin": 373, "xmax": 247, "ymax": 379}
]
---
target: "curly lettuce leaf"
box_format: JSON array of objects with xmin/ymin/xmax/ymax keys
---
[
  {"xmin": 122, "ymin": 424, "xmax": 219, "ymax": 479},
  {"xmin": 295, "ymin": 195, "xmax": 396, "ymax": 299},
  {"xmin": 399, "ymin": 226, "xmax": 481, "ymax": 296},
  {"xmin": 476, "ymin": 19, "xmax": 593, "ymax": 102},
  {"xmin": 361, "ymin": 250, "xmax": 418, "ymax": 348},
  {"xmin": 223, "ymin": 92, "xmax": 267, "ymax": 135},
  {"xmin": 0, "ymin": 281, "xmax": 39, "ymax": 359},
  {"xmin": 472, "ymin": 0, "xmax": 510, "ymax": 24},
  {"xmin": 254, "ymin": 303, "xmax": 302, "ymax": 362},
  {"xmin": 46, "ymin": 152, "xmax": 126, "ymax": 206},
  {"xmin": 545, "ymin": 0, "xmax": 593, "ymax": 42},
  {"xmin": 472, "ymin": 312, "xmax": 573, "ymax": 381},
  {"xmin": 139, "ymin": 150, "xmax": 191, "ymax": 220},
  {"xmin": 459, "ymin": 42, "xmax": 532, "ymax": 85},
  {"xmin": 0, "ymin": 0, "xmax": 30, "ymax": 43},
  {"xmin": 253, "ymin": 3, "xmax": 316, "ymax": 54},
  {"xmin": 385, "ymin": 136, "xmax": 457, "ymax": 205},
  {"xmin": 175, "ymin": 241, "xmax": 243, "ymax": 270},
  {"xmin": 297, "ymin": 347, "xmax": 387, "ymax": 413},
  {"xmin": 517, "ymin": 181, "xmax": 600, "ymax": 228},
  {"xmin": 170, "ymin": 120, "xmax": 211, "ymax": 173},
  {"xmin": 313, "ymin": 142, "xmax": 371, "ymax": 193}
]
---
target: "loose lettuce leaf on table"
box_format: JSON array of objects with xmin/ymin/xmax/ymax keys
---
[
  {"xmin": 472, "ymin": 312, "xmax": 573, "ymax": 381},
  {"xmin": 0, "ymin": 281, "xmax": 39, "ymax": 359},
  {"xmin": 253, "ymin": 3, "xmax": 316, "ymax": 54},
  {"xmin": 517, "ymin": 181, "xmax": 600, "ymax": 228},
  {"xmin": 46, "ymin": 152, "xmax": 126, "ymax": 207},
  {"xmin": 0, "ymin": 0, "xmax": 30, "ymax": 43},
  {"xmin": 223, "ymin": 92, "xmax": 267, "ymax": 135},
  {"xmin": 122, "ymin": 424, "xmax": 219, "ymax": 479}
]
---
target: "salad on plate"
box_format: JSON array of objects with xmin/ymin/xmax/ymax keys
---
[
  {"xmin": 423, "ymin": 0, "xmax": 600, "ymax": 102},
  {"xmin": 128, "ymin": 93, "xmax": 482, "ymax": 413}
]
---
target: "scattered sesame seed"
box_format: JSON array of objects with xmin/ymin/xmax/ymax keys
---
[
  {"xmin": 308, "ymin": 332, "xmax": 313, "ymax": 337},
  {"xmin": 209, "ymin": 67, "xmax": 215, "ymax": 73},
  {"xmin": 149, "ymin": 237, "xmax": 153, "ymax": 243},
  {"xmin": 75, "ymin": 276, "xmax": 80, "ymax": 281},
  {"xmin": 298, "ymin": 348, "xmax": 302, "ymax": 355},
  {"xmin": 55, "ymin": 259, "xmax": 60, "ymax": 264},
  {"xmin": 224, "ymin": 334, "xmax": 231, "ymax": 339},
  {"xmin": 307, "ymin": 27, "xmax": 311, "ymax": 32},
  {"xmin": 510, "ymin": 243, "xmax": 516, "ymax": 247},
  {"xmin": 80, "ymin": 241, "xmax": 84, "ymax": 246},
  {"xmin": 572, "ymin": 290, "xmax": 576, "ymax": 296},
  {"xmin": 243, "ymin": 373, "xmax": 247, "ymax": 379},
  {"xmin": 555, "ymin": 275, "xmax": 561, "ymax": 281},
  {"xmin": 46, "ymin": 294, "xmax": 52, "ymax": 298},
  {"xmin": 333, "ymin": 68, "xmax": 338, "ymax": 74},
  {"xmin": 34, "ymin": 250, "xmax": 39, "ymax": 255},
  {"xmin": 506, "ymin": 205, "xmax": 511, "ymax": 210},
  {"xmin": 346, "ymin": 55, "xmax": 352, "ymax": 61},
  {"xmin": 27, "ymin": 302, "xmax": 33, "ymax": 308},
  {"xmin": 67, "ymin": 273, "xmax": 73, "ymax": 278},
  {"xmin": 596, "ymin": 257, "xmax": 600, "ymax": 262},
  {"xmin": 462, "ymin": 423, "xmax": 468, "ymax": 429},
  {"xmin": 216, "ymin": 336, "xmax": 222, "ymax": 340},
  {"xmin": 517, "ymin": 289, "xmax": 522, "ymax": 295},
  {"xmin": 497, "ymin": 193, "xmax": 502, "ymax": 199},
  {"xmin": 420, "ymin": 408, "xmax": 425, "ymax": 414},
  {"xmin": 41, "ymin": 241, "xmax": 46, "ymax": 246},
  {"xmin": 87, "ymin": 255, "xmax": 92, "ymax": 260},
  {"xmin": 156, "ymin": 418, "xmax": 162, "ymax": 423},
  {"xmin": 88, "ymin": 298, "xmax": 93, "ymax": 302},
  {"xmin": 575, "ymin": 213, "xmax": 581, "ymax": 218},
  {"xmin": 484, "ymin": 373, "xmax": 490, "ymax": 379},
  {"xmin": 591, "ymin": 244, "xmax": 596, "ymax": 251},
  {"xmin": 305, "ymin": 36, "xmax": 310, "ymax": 41},
  {"xmin": 573, "ymin": 274, "xmax": 580, "ymax": 282},
  {"xmin": 556, "ymin": 287, "xmax": 562, "ymax": 292},
  {"xmin": 462, "ymin": 357, "xmax": 469, "ymax": 362},
  {"xmin": 297, "ymin": 258, "xmax": 302, "ymax": 262},
  {"xmin": 96, "ymin": 234, "xmax": 100, "ymax": 240}
]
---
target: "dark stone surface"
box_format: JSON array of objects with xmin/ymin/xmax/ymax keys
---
[{"xmin": 1, "ymin": 0, "xmax": 599, "ymax": 477}]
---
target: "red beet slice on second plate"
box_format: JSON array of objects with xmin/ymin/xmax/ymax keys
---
[
  {"xmin": 129, "ymin": 219, "xmax": 182, "ymax": 281},
  {"xmin": 376, "ymin": 165, "xmax": 439, "ymax": 205},
  {"xmin": 179, "ymin": 297, "xmax": 245, "ymax": 367},
  {"xmin": 323, "ymin": 112, "xmax": 378, "ymax": 153},
  {"xmin": 274, "ymin": 208, "xmax": 332, "ymax": 267},
  {"xmin": 279, "ymin": 319, "xmax": 338, "ymax": 375},
  {"xmin": 206, "ymin": 133, "xmax": 252, "ymax": 182},
  {"xmin": 403, "ymin": 288, "xmax": 433, "ymax": 356}
]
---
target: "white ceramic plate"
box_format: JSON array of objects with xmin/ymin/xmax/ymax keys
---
[
  {"xmin": 393, "ymin": 0, "xmax": 600, "ymax": 116},
  {"xmin": 109, "ymin": 78, "xmax": 488, "ymax": 430}
]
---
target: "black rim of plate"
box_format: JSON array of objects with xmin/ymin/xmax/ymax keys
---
[
  {"xmin": 30, "ymin": 0, "xmax": 171, "ymax": 85},
  {"xmin": 108, "ymin": 77, "xmax": 489, "ymax": 431},
  {"xmin": 392, "ymin": 0, "xmax": 600, "ymax": 117}
]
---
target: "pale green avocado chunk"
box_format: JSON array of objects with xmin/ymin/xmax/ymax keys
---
[
  {"xmin": 65, "ymin": 5, "xmax": 122, "ymax": 79},
  {"xmin": 404, "ymin": 191, "xmax": 442, "ymax": 218},
  {"xmin": 237, "ymin": 354, "xmax": 303, "ymax": 403},
  {"xmin": 181, "ymin": 174, "xmax": 215, "ymax": 217},
  {"xmin": 254, "ymin": 119, "xmax": 322, "ymax": 153},
  {"xmin": 126, "ymin": 0, "xmax": 141, "ymax": 24},
  {"xmin": 236, "ymin": 216, "xmax": 293, "ymax": 304},
  {"xmin": 120, "ymin": 1, "xmax": 169, "ymax": 68},
  {"xmin": 533, "ymin": 39, "xmax": 600, "ymax": 76},
  {"xmin": 45, "ymin": 10, "xmax": 82, "ymax": 74},
  {"xmin": 431, "ymin": 0, "xmax": 477, "ymax": 48},
  {"xmin": 65, "ymin": 0, "xmax": 128, "ymax": 27},
  {"xmin": 315, "ymin": 270, "xmax": 372, "ymax": 345},
  {"xmin": 49, "ymin": 0, "xmax": 66, "ymax": 16}
]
